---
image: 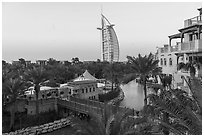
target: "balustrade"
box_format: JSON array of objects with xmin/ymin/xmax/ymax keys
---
[{"xmin": 57, "ymin": 97, "xmax": 138, "ymax": 117}]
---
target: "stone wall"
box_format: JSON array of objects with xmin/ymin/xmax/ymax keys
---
[
  {"xmin": 108, "ymin": 87, "xmax": 124, "ymax": 105},
  {"xmin": 26, "ymin": 98, "xmax": 58, "ymax": 115},
  {"xmin": 3, "ymin": 117, "xmax": 71, "ymax": 135}
]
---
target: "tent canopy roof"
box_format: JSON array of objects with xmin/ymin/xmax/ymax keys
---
[{"xmin": 74, "ymin": 70, "xmax": 98, "ymax": 81}]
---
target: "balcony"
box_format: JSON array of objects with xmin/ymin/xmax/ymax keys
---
[
  {"xmin": 184, "ymin": 15, "xmax": 202, "ymax": 28},
  {"xmin": 179, "ymin": 39, "xmax": 202, "ymax": 52}
]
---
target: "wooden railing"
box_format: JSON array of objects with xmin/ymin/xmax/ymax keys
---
[{"xmin": 57, "ymin": 97, "xmax": 138, "ymax": 116}]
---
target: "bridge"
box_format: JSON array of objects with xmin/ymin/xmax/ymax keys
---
[{"xmin": 57, "ymin": 96, "xmax": 138, "ymax": 117}]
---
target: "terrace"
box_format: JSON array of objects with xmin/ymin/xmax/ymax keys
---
[{"xmin": 184, "ymin": 15, "xmax": 202, "ymax": 28}]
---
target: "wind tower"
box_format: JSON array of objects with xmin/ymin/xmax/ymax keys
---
[{"xmin": 97, "ymin": 14, "xmax": 119, "ymax": 63}]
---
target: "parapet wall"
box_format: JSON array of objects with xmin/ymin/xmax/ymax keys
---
[{"xmin": 3, "ymin": 117, "xmax": 71, "ymax": 135}]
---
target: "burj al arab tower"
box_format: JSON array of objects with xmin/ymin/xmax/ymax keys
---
[{"xmin": 97, "ymin": 14, "xmax": 119, "ymax": 62}]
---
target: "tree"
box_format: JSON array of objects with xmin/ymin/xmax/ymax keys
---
[
  {"xmin": 2, "ymin": 76, "xmax": 26, "ymax": 131},
  {"xmin": 19, "ymin": 58, "xmax": 26, "ymax": 67},
  {"xmin": 69, "ymin": 104, "xmax": 133, "ymax": 135},
  {"xmin": 47, "ymin": 58, "xmax": 59, "ymax": 66},
  {"xmin": 72, "ymin": 57, "xmax": 80, "ymax": 64},
  {"xmin": 25, "ymin": 66, "xmax": 48, "ymax": 116},
  {"xmin": 103, "ymin": 62, "xmax": 123, "ymax": 91},
  {"xmin": 146, "ymin": 77, "xmax": 202, "ymax": 135},
  {"xmin": 159, "ymin": 74, "xmax": 172, "ymax": 90},
  {"xmin": 69, "ymin": 102, "xmax": 160, "ymax": 135},
  {"xmin": 2, "ymin": 60, "xmax": 7, "ymax": 66},
  {"xmin": 178, "ymin": 61, "xmax": 201, "ymax": 77},
  {"xmin": 123, "ymin": 53, "xmax": 161, "ymax": 106}
]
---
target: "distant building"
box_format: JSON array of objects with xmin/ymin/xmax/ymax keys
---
[
  {"xmin": 12, "ymin": 60, "xmax": 20, "ymax": 65},
  {"xmin": 97, "ymin": 14, "xmax": 120, "ymax": 62},
  {"xmin": 157, "ymin": 8, "xmax": 202, "ymax": 90},
  {"xmin": 25, "ymin": 60, "xmax": 31, "ymax": 66},
  {"xmin": 59, "ymin": 60, "xmax": 71, "ymax": 65},
  {"xmin": 36, "ymin": 60, "xmax": 47, "ymax": 65},
  {"xmin": 12, "ymin": 60, "xmax": 31, "ymax": 67}
]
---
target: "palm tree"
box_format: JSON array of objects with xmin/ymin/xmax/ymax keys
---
[
  {"xmin": 103, "ymin": 62, "xmax": 123, "ymax": 91},
  {"xmin": 178, "ymin": 61, "xmax": 201, "ymax": 77},
  {"xmin": 69, "ymin": 102, "xmax": 161, "ymax": 135},
  {"xmin": 123, "ymin": 53, "xmax": 161, "ymax": 106},
  {"xmin": 2, "ymin": 76, "xmax": 26, "ymax": 131},
  {"xmin": 146, "ymin": 78, "xmax": 202, "ymax": 135},
  {"xmin": 25, "ymin": 66, "xmax": 48, "ymax": 115},
  {"xmin": 69, "ymin": 105, "xmax": 131, "ymax": 135}
]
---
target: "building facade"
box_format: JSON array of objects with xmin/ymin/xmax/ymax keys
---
[
  {"xmin": 59, "ymin": 80, "xmax": 101, "ymax": 100},
  {"xmin": 36, "ymin": 60, "xmax": 47, "ymax": 66},
  {"xmin": 59, "ymin": 70, "xmax": 103, "ymax": 100},
  {"xmin": 157, "ymin": 8, "xmax": 202, "ymax": 89},
  {"xmin": 97, "ymin": 14, "xmax": 119, "ymax": 62}
]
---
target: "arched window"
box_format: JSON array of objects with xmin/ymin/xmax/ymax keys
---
[
  {"xmin": 169, "ymin": 58, "xmax": 172, "ymax": 66},
  {"xmin": 160, "ymin": 58, "xmax": 163, "ymax": 65},
  {"xmin": 164, "ymin": 58, "xmax": 167, "ymax": 66}
]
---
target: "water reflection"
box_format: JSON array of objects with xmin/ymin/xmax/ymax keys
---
[{"xmin": 120, "ymin": 80, "xmax": 144, "ymax": 110}]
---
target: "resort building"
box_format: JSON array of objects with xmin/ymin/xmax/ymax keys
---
[
  {"xmin": 36, "ymin": 60, "xmax": 47, "ymax": 66},
  {"xmin": 97, "ymin": 14, "xmax": 120, "ymax": 62},
  {"xmin": 59, "ymin": 70, "xmax": 103, "ymax": 100},
  {"xmin": 157, "ymin": 8, "xmax": 202, "ymax": 89}
]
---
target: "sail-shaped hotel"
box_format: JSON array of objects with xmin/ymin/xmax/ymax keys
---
[{"xmin": 97, "ymin": 14, "xmax": 119, "ymax": 62}]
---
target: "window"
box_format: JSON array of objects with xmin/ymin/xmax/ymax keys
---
[
  {"xmin": 90, "ymin": 88, "xmax": 92, "ymax": 92},
  {"xmin": 82, "ymin": 89, "xmax": 84, "ymax": 93},
  {"xmin": 164, "ymin": 58, "xmax": 167, "ymax": 66},
  {"xmin": 86, "ymin": 88, "xmax": 88, "ymax": 93},
  {"xmin": 169, "ymin": 58, "xmax": 172, "ymax": 66},
  {"xmin": 160, "ymin": 58, "xmax": 163, "ymax": 66},
  {"xmin": 93, "ymin": 87, "xmax": 95, "ymax": 92}
]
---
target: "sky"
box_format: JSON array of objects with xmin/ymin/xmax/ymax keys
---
[{"xmin": 2, "ymin": 2, "xmax": 202, "ymax": 63}]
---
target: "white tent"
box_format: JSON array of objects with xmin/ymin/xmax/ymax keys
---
[{"xmin": 25, "ymin": 86, "xmax": 53, "ymax": 95}]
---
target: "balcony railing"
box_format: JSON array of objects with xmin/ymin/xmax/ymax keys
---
[
  {"xmin": 184, "ymin": 15, "xmax": 202, "ymax": 27},
  {"xmin": 180, "ymin": 39, "xmax": 202, "ymax": 52}
]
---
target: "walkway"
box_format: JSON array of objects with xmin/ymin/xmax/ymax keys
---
[{"xmin": 57, "ymin": 96, "xmax": 138, "ymax": 116}]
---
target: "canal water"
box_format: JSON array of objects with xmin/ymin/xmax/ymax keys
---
[{"xmin": 120, "ymin": 80, "xmax": 144, "ymax": 110}]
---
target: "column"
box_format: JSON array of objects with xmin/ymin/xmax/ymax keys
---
[
  {"xmin": 197, "ymin": 27, "xmax": 200, "ymax": 39},
  {"xmin": 183, "ymin": 53, "xmax": 187, "ymax": 64},
  {"xmin": 181, "ymin": 33, "xmax": 184, "ymax": 43},
  {"xmin": 176, "ymin": 56, "xmax": 179, "ymax": 70},
  {"xmin": 169, "ymin": 38, "xmax": 172, "ymax": 46}
]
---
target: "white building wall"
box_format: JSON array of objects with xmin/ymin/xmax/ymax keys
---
[{"xmin": 157, "ymin": 45, "xmax": 178, "ymax": 75}]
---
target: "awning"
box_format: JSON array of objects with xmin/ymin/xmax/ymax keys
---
[
  {"xmin": 168, "ymin": 33, "xmax": 182, "ymax": 39},
  {"xmin": 179, "ymin": 24, "xmax": 201, "ymax": 33}
]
